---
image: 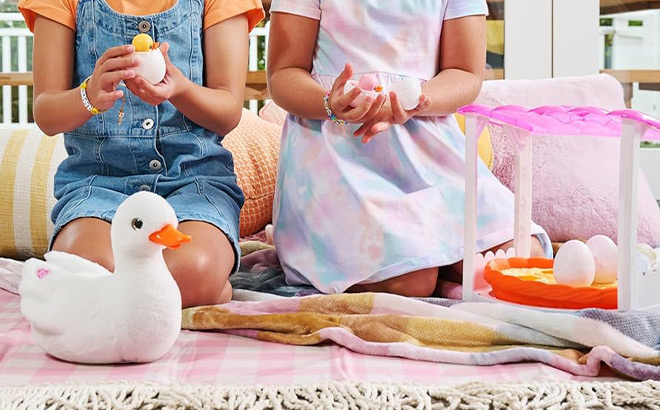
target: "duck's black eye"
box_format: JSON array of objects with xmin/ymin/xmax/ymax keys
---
[{"xmin": 132, "ymin": 218, "xmax": 143, "ymax": 230}]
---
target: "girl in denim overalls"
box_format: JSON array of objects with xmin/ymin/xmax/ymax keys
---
[{"xmin": 19, "ymin": 0, "xmax": 264, "ymax": 307}]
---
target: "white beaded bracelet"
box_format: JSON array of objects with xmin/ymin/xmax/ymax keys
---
[{"xmin": 79, "ymin": 76, "xmax": 104, "ymax": 115}]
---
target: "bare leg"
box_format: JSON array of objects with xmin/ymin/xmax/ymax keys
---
[
  {"xmin": 52, "ymin": 218, "xmax": 115, "ymax": 271},
  {"xmin": 346, "ymin": 236, "xmax": 546, "ymax": 298},
  {"xmin": 163, "ymin": 221, "xmax": 235, "ymax": 308},
  {"xmin": 347, "ymin": 267, "xmax": 438, "ymax": 298},
  {"xmin": 52, "ymin": 218, "xmax": 234, "ymax": 308}
]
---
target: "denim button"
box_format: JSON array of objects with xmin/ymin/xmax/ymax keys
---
[
  {"xmin": 138, "ymin": 21, "xmax": 151, "ymax": 33},
  {"xmin": 142, "ymin": 118, "xmax": 154, "ymax": 130},
  {"xmin": 139, "ymin": 185, "xmax": 151, "ymax": 192},
  {"xmin": 149, "ymin": 159, "xmax": 162, "ymax": 171}
]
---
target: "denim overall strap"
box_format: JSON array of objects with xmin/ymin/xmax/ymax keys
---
[{"xmin": 72, "ymin": 0, "xmax": 204, "ymax": 138}]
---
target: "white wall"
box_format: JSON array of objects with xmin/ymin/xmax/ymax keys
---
[
  {"xmin": 504, "ymin": 0, "xmax": 600, "ymax": 79},
  {"xmin": 641, "ymin": 150, "xmax": 660, "ymax": 200},
  {"xmin": 504, "ymin": 0, "xmax": 552, "ymax": 79},
  {"xmin": 553, "ymin": 0, "xmax": 600, "ymax": 77}
]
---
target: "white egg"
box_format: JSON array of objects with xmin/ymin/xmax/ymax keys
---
[
  {"xmin": 389, "ymin": 77, "xmax": 422, "ymax": 110},
  {"xmin": 586, "ymin": 235, "xmax": 618, "ymax": 284},
  {"xmin": 553, "ymin": 240, "xmax": 596, "ymax": 287},
  {"xmin": 134, "ymin": 50, "xmax": 166, "ymax": 84}
]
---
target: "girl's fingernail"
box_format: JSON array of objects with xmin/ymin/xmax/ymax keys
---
[{"xmin": 126, "ymin": 70, "xmax": 135, "ymax": 77}]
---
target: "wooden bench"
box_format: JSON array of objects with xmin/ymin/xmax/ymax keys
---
[
  {"xmin": 600, "ymin": 69, "xmax": 660, "ymax": 109},
  {"xmin": 3, "ymin": 69, "xmax": 660, "ymax": 109},
  {"xmin": 0, "ymin": 71, "xmax": 270, "ymax": 101}
]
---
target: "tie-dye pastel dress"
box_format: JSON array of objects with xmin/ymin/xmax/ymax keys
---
[{"xmin": 270, "ymin": 0, "xmax": 552, "ymax": 294}]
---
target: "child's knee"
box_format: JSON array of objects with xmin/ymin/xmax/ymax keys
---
[
  {"xmin": 374, "ymin": 268, "xmax": 438, "ymax": 298},
  {"xmin": 51, "ymin": 228, "xmax": 114, "ymax": 271},
  {"xmin": 167, "ymin": 248, "xmax": 232, "ymax": 308}
]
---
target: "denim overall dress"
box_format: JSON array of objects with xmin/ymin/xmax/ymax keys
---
[{"xmin": 51, "ymin": 0, "xmax": 244, "ymax": 269}]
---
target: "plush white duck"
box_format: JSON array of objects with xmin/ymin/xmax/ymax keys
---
[{"xmin": 20, "ymin": 191, "xmax": 191, "ymax": 364}]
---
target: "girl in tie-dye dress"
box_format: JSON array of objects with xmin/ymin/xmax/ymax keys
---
[{"xmin": 267, "ymin": 0, "xmax": 552, "ymax": 296}]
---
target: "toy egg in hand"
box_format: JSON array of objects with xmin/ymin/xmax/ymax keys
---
[
  {"xmin": 344, "ymin": 74, "xmax": 382, "ymax": 107},
  {"xmin": 132, "ymin": 33, "xmax": 166, "ymax": 84},
  {"xmin": 586, "ymin": 235, "xmax": 618, "ymax": 284},
  {"xmin": 389, "ymin": 77, "xmax": 422, "ymax": 110},
  {"xmin": 553, "ymin": 240, "xmax": 596, "ymax": 287}
]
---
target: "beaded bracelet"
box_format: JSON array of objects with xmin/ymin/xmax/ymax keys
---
[
  {"xmin": 79, "ymin": 76, "xmax": 105, "ymax": 115},
  {"xmin": 80, "ymin": 76, "xmax": 126, "ymax": 125},
  {"xmin": 323, "ymin": 90, "xmax": 346, "ymax": 125}
]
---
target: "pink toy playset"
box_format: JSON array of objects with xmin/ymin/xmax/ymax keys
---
[{"xmin": 458, "ymin": 104, "xmax": 660, "ymax": 312}]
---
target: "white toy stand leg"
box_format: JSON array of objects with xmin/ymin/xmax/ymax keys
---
[
  {"xmin": 507, "ymin": 126, "xmax": 533, "ymax": 258},
  {"xmin": 462, "ymin": 114, "xmax": 488, "ymax": 302},
  {"xmin": 617, "ymin": 119, "xmax": 647, "ymax": 311}
]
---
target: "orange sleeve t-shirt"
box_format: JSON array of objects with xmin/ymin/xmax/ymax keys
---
[{"xmin": 18, "ymin": 0, "xmax": 264, "ymax": 33}]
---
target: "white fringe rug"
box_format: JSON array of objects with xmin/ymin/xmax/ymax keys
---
[{"xmin": 2, "ymin": 380, "xmax": 659, "ymax": 410}]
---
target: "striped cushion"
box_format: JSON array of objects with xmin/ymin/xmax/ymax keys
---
[
  {"xmin": 0, "ymin": 127, "xmax": 66, "ymax": 260},
  {"xmin": 0, "ymin": 113, "xmax": 281, "ymax": 259}
]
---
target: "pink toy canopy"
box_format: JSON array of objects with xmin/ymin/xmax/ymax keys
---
[{"xmin": 458, "ymin": 104, "xmax": 660, "ymax": 141}]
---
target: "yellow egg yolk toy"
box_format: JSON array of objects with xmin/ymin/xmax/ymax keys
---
[
  {"xmin": 131, "ymin": 33, "xmax": 166, "ymax": 84},
  {"xmin": 132, "ymin": 33, "xmax": 159, "ymax": 52}
]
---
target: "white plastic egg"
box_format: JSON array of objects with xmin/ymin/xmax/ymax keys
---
[
  {"xmin": 389, "ymin": 77, "xmax": 422, "ymax": 110},
  {"xmin": 134, "ymin": 50, "xmax": 166, "ymax": 84},
  {"xmin": 553, "ymin": 240, "xmax": 596, "ymax": 287},
  {"xmin": 586, "ymin": 235, "xmax": 618, "ymax": 284}
]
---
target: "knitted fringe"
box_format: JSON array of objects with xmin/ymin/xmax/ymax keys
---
[{"xmin": 2, "ymin": 380, "xmax": 660, "ymax": 410}]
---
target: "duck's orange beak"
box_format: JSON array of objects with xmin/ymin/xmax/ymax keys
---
[
  {"xmin": 149, "ymin": 224, "xmax": 192, "ymax": 249},
  {"xmin": 152, "ymin": 42, "xmax": 160, "ymax": 50}
]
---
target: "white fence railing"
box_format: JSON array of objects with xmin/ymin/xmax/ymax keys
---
[
  {"xmin": 0, "ymin": 13, "xmax": 269, "ymax": 124},
  {"xmin": 1, "ymin": 13, "xmax": 31, "ymax": 125},
  {"xmin": 248, "ymin": 21, "xmax": 269, "ymax": 112}
]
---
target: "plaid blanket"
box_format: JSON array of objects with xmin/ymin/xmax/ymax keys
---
[
  {"xmin": 183, "ymin": 291, "xmax": 660, "ymax": 380},
  {"xmin": 211, "ymin": 245, "xmax": 660, "ymax": 381}
]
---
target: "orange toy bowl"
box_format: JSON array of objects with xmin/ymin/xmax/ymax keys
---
[{"xmin": 483, "ymin": 257, "xmax": 617, "ymax": 310}]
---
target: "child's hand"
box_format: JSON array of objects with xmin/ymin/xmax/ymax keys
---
[
  {"xmin": 86, "ymin": 45, "xmax": 139, "ymax": 112},
  {"xmin": 124, "ymin": 43, "xmax": 188, "ymax": 106},
  {"xmin": 327, "ymin": 63, "xmax": 386, "ymax": 124},
  {"xmin": 353, "ymin": 91, "xmax": 430, "ymax": 144}
]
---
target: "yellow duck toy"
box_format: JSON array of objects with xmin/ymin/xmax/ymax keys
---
[{"xmin": 132, "ymin": 33, "xmax": 166, "ymax": 84}]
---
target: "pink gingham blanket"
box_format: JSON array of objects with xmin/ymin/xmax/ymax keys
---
[{"xmin": 0, "ymin": 288, "xmax": 602, "ymax": 386}]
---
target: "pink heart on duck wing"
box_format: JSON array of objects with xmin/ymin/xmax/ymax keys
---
[{"xmin": 36, "ymin": 268, "xmax": 51, "ymax": 279}]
